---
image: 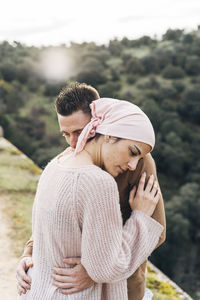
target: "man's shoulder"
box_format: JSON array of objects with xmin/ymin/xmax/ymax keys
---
[
  {"xmin": 143, "ymin": 153, "xmax": 156, "ymax": 168},
  {"xmin": 141, "ymin": 153, "xmax": 157, "ymax": 178}
]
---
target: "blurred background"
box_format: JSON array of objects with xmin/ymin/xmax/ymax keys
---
[{"xmin": 0, "ymin": 0, "xmax": 200, "ymax": 299}]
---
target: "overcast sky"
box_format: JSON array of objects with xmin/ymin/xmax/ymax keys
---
[{"xmin": 1, "ymin": 0, "xmax": 200, "ymax": 46}]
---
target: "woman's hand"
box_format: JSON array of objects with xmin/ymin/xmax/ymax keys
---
[{"xmin": 129, "ymin": 172, "xmax": 160, "ymax": 217}]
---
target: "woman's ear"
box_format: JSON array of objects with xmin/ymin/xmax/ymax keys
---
[
  {"xmin": 109, "ymin": 137, "xmax": 117, "ymax": 144},
  {"xmin": 104, "ymin": 135, "xmax": 118, "ymax": 143},
  {"xmin": 104, "ymin": 136, "xmax": 117, "ymax": 144},
  {"xmin": 104, "ymin": 135, "xmax": 110, "ymax": 143}
]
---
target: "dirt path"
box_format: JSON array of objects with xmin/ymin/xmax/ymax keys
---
[{"xmin": 0, "ymin": 196, "xmax": 18, "ymax": 300}]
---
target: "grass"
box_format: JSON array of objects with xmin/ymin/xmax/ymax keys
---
[
  {"xmin": 147, "ymin": 265, "xmax": 182, "ymax": 300},
  {"xmin": 0, "ymin": 137, "xmax": 40, "ymax": 255}
]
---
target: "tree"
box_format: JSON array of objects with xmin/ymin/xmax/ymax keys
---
[
  {"xmin": 178, "ymin": 87, "xmax": 200, "ymax": 124},
  {"xmin": 75, "ymin": 57, "xmax": 107, "ymax": 86},
  {"xmin": 162, "ymin": 65, "xmax": 185, "ymax": 79},
  {"xmin": 185, "ymin": 56, "xmax": 200, "ymax": 75},
  {"xmin": 151, "ymin": 183, "xmax": 200, "ymax": 295},
  {"xmin": 163, "ymin": 29, "xmax": 184, "ymax": 41},
  {"xmin": 142, "ymin": 55, "xmax": 159, "ymax": 74}
]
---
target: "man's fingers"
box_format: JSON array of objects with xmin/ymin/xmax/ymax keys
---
[
  {"xmin": 53, "ymin": 267, "xmax": 73, "ymax": 276},
  {"xmin": 60, "ymin": 287, "xmax": 81, "ymax": 295},
  {"xmin": 16, "ymin": 270, "xmax": 31, "ymax": 284},
  {"xmin": 51, "ymin": 274, "xmax": 75, "ymax": 283},
  {"xmin": 17, "ymin": 285, "xmax": 26, "ymax": 296},
  {"xmin": 23, "ymin": 257, "xmax": 34, "ymax": 271},
  {"xmin": 16, "ymin": 274, "xmax": 31, "ymax": 290},
  {"xmin": 53, "ymin": 280, "xmax": 75, "ymax": 289},
  {"xmin": 63, "ymin": 257, "xmax": 81, "ymax": 265},
  {"xmin": 16, "ymin": 268, "xmax": 32, "ymax": 284},
  {"xmin": 26, "ymin": 261, "xmax": 33, "ymax": 269}
]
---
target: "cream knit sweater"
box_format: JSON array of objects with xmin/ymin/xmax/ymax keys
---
[{"xmin": 19, "ymin": 157, "xmax": 163, "ymax": 300}]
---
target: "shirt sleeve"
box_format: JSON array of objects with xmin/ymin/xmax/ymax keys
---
[{"xmin": 77, "ymin": 170, "xmax": 164, "ymax": 283}]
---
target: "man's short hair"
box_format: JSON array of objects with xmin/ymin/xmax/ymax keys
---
[{"xmin": 55, "ymin": 82, "xmax": 100, "ymax": 116}]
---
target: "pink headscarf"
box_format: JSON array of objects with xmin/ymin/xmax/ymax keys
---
[{"xmin": 74, "ymin": 98, "xmax": 155, "ymax": 155}]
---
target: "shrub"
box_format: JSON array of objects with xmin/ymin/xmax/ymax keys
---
[{"xmin": 162, "ymin": 65, "xmax": 185, "ymax": 79}]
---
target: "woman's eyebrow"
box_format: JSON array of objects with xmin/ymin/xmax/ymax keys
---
[{"xmin": 133, "ymin": 145, "xmax": 141, "ymax": 155}]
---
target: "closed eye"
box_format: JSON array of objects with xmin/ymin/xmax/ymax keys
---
[
  {"xmin": 129, "ymin": 148, "xmax": 137, "ymax": 156},
  {"xmin": 62, "ymin": 132, "xmax": 69, "ymax": 137},
  {"xmin": 76, "ymin": 130, "xmax": 82, "ymax": 135}
]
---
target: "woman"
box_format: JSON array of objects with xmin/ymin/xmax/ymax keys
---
[{"xmin": 19, "ymin": 98, "xmax": 163, "ymax": 300}]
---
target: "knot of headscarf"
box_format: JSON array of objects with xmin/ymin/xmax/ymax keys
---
[{"xmin": 74, "ymin": 98, "xmax": 155, "ymax": 155}]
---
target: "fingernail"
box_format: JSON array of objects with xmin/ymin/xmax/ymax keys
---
[{"xmin": 143, "ymin": 172, "xmax": 146, "ymax": 176}]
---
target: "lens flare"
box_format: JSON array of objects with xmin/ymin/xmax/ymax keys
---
[{"xmin": 39, "ymin": 48, "xmax": 74, "ymax": 82}]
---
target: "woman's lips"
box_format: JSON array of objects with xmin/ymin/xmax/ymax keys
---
[{"xmin": 119, "ymin": 166, "xmax": 125, "ymax": 173}]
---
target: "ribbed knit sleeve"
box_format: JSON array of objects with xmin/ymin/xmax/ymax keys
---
[{"xmin": 78, "ymin": 169, "xmax": 163, "ymax": 283}]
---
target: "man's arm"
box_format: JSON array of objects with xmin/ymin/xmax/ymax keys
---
[
  {"xmin": 140, "ymin": 154, "xmax": 166, "ymax": 248},
  {"xmin": 119, "ymin": 153, "xmax": 166, "ymax": 300},
  {"xmin": 16, "ymin": 237, "xmax": 33, "ymax": 295},
  {"xmin": 21, "ymin": 237, "xmax": 33, "ymax": 258}
]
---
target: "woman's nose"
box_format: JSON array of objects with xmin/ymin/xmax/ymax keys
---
[{"xmin": 128, "ymin": 158, "xmax": 139, "ymax": 171}]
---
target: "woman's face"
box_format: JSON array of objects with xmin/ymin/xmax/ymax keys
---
[{"xmin": 101, "ymin": 137, "xmax": 151, "ymax": 178}]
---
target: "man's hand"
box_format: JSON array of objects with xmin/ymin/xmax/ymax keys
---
[
  {"xmin": 16, "ymin": 257, "xmax": 33, "ymax": 295},
  {"xmin": 52, "ymin": 257, "xmax": 94, "ymax": 295}
]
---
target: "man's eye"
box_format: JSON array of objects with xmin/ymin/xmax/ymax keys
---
[{"xmin": 62, "ymin": 133, "xmax": 69, "ymax": 137}]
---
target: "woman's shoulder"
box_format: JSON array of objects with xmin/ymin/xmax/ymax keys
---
[
  {"xmin": 77, "ymin": 167, "xmax": 119, "ymax": 208},
  {"xmin": 78, "ymin": 166, "xmax": 117, "ymax": 190},
  {"xmin": 81, "ymin": 165, "xmax": 115, "ymax": 181}
]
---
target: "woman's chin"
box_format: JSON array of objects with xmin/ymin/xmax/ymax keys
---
[
  {"xmin": 110, "ymin": 169, "xmax": 119, "ymax": 178},
  {"xmin": 103, "ymin": 166, "xmax": 118, "ymax": 177}
]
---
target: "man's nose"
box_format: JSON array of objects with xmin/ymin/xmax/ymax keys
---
[
  {"xmin": 128, "ymin": 158, "xmax": 139, "ymax": 171},
  {"xmin": 69, "ymin": 135, "xmax": 78, "ymax": 149}
]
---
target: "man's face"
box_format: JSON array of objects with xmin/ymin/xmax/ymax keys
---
[{"xmin": 57, "ymin": 110, "xmax": 91, "ymax": 149}]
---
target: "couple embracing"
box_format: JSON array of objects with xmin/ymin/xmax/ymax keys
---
[{"xmin": 17, "ymin": 83, "xmax": 166, "ymax": 300}]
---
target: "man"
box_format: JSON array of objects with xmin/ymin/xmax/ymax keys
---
[{"xmin": 16, "ymin": 82, "xmax": 166, "ymax": 300}]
